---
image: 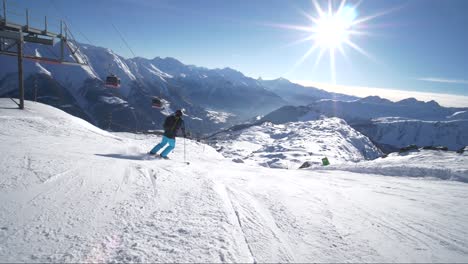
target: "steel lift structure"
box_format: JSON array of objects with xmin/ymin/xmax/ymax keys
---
[{"xmin": 0, "ymin": 0, "xmax": 87, "ymax": 109}]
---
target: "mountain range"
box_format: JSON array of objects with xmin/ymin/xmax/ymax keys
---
[
  {"xmin": 0, "ymin": 42, "xmax": 352, "ymax": 135},
  {"xmin": 1, "ymin": 41, "xmax": 466, "ymax": 152},
  {"xmin": 259, "ymin": 97, "xmax": 468, "ymax": 151}
]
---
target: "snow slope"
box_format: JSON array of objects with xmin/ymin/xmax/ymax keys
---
[
  {"xmin": 209, "ymin": 118, "xmax": 382, "ymax": 169},
  {"xmin": 1, "ymin": 99, "xmax": 468, "ymax": 263}
]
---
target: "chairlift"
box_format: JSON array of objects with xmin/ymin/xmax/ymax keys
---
[
  {"xmin": 152, "ymin": 97, "xmax": 163, "ymax": 108},
  {"xmin": 105, "ymin": 74, "xmax": 121, "ymax": 88}
]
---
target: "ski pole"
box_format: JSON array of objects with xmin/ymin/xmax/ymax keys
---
[{"xmin": 184, "ymin": 136, "xmax": 186, "ymax": 163}]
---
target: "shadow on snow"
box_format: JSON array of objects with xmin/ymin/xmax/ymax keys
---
[{"xmin": 94, "ymin": 153, "xmax": 151, "ymax": 161}]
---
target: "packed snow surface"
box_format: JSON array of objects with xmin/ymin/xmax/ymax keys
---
[
  {"xmin": 1, "ymin": 99, "xmax": 468, "ymax": 263},
  {"xmin": 210, "ymin": 118, "xmax": 382, "ymax": 168}
]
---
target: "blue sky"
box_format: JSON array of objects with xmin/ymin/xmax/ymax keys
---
[{"xmin": 5, "ymin": 0, "xmax": 468, "ymax": 99}]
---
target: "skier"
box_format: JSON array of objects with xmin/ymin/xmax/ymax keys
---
[{"xmin": 149, "ymin": 109, "xmax": 186, "ymax": 159}]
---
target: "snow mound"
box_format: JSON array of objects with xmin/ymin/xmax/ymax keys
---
[
  {"xmin": 210, "ymin": 118, "xmax": 382, "ymax": 169},
  {"xmin": 0, "ymin": 98, "xmax": 116, "ymax": 140},
  {"xmin": 314, "ymin": 149, "xmax": 468, "ymax": 183}
]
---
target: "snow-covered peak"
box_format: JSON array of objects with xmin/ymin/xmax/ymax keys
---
[
  {"xmin": 426, "ymin": 100, "xmax": 441, "ymax": 107},
  {"xmin": 359, "ymin": 96, "xmax": 393, "ymax": 105},
  {"xmin": 110, "ymin": 52, "xmax": 137, "ymax": 81},
  {"xmin": 151, "ymin": 57, "xmax": 187, "ymax": 74},
  {"xmin": 215, "ymin": 67, "xmax": 244, "ymax": 77},
  {"xmin": 395, "ymin": 97, "xmax": 440, "ymax": 107},
  {"xmin": 275, "ymin": 77, "xmax": 290, "ymax": 83},
  {"xmin": 396, "ymin": 97, "xmax": 419, "ymax": 105}
]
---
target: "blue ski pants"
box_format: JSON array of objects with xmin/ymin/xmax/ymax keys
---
[{"xmin": 150, "ymin": 136, "xmax": 176, "ymax": 157}]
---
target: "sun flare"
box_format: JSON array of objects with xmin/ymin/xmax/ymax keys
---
[
  {"xmin": 313, "ymin": 6, "xmax": 357, "ymax": 49},
  {"xmin": 272, "ymin": 0, "xmax": 395, "ymax": 84}
]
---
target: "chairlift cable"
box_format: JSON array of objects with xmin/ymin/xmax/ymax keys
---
[
  {"xmin": 109, "ymin": 23, "xmax": 165, "ymax": 109},
  {"xmin": 111, "ymin": 23, "xmax": 136, "ymax": 58},
  {"xmin": 48, "ymin": 0, "xmax": 93, "ymax": 45}
]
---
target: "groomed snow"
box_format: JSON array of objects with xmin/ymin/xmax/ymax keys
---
[{"xmin": 1, "ymin": 99, "xmax": 468, "ymax": 263}]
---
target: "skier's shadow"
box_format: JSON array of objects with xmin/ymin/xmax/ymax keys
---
[{"xmin": 95, "ymin": 153, "xmax": 149, "ymax": 161}]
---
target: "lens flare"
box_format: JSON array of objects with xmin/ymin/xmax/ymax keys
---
[
  {"xmin": 271, "ymin": 0, "xmax": 397, "ymax": 84},
  {"xmin": 314, "ymin": 6, "xmax": 357, "ymax": 48}
]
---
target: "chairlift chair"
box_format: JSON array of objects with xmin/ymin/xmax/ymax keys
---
[
  {"xmin": 105, "ymin": 74, "xmax": 121, "ymax": 88},
  {"xmin": 152, "ymin": 97, "xmax": 163, "ymax": 108}
]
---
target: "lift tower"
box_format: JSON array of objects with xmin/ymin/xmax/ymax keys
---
[{"xmin": 0, "ymin": 0, "xmax": 87, "ymax": 109}]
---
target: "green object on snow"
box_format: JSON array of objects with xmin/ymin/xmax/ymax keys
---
[{"xmin": 322, "ymin": 157, "xmax": 330, "ymax": 166}]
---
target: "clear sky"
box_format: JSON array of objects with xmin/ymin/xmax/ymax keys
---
[{"xmin": 4, "ymin": 0, "xmax": 468, "ymax": 99}]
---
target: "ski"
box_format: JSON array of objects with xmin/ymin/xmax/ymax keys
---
[{"xmin": 145, "ymin": 153, "xmax": 190, "ymax": 165}]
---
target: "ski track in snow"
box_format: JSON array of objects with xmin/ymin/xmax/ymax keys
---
[{"xmin": 1, "ymin": 99, "xmax": 468, "ymax": 263}]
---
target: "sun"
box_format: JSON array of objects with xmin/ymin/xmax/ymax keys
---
[
  {"xmin": 271, "ymin": 0, "xmax": 396, "ymax": 84},
  {"xmin": 313, "ymin": 6, "xmax": 357, "ymax": 49}
]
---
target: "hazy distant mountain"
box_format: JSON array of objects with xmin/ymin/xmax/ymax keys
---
[
  {"xmin": 261, "ymin": 96, "xmax": 466, "ymax": 123},
  {"xmin": 259, "ymin": 78, "xmax": 357, "ymax": 106}
]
